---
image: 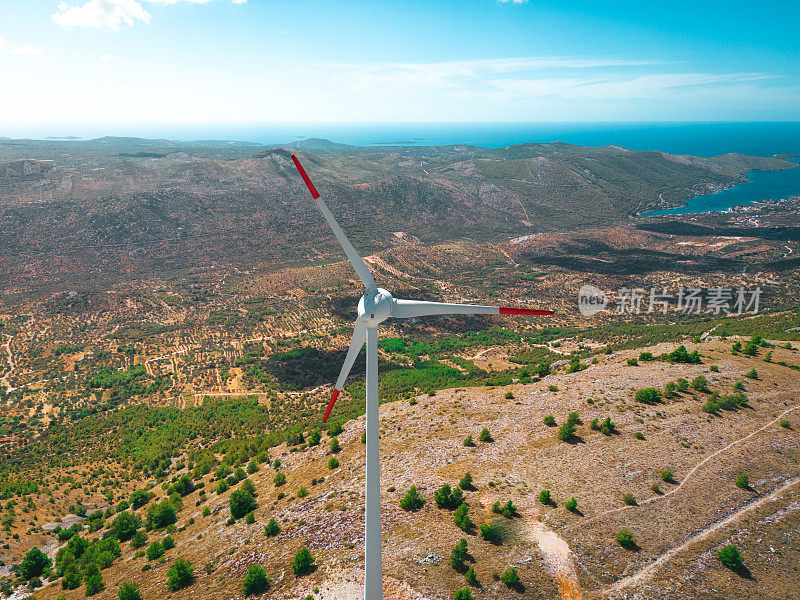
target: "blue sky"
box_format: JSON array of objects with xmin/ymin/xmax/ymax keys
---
[{"xmin": 1, "ymin": 0, "xmax": 798, "ymax": 130}]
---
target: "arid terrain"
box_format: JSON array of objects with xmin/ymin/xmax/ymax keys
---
[{"xmin": 0, "ymin": 137, "xmax": 798, "ymax": 600}]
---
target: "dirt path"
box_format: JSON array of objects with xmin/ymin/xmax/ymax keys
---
[
  {"xmin": 606, "ymin": 476, "xmax": 800, "ymax": 596},
  {"xmin": 530, "ymin": 520, "xmax": 583, "ymax": 600},
  {"xmin": 1, "ymin": 334, "xmax": 14, "ymax": 391},
  {"xmin": 573, "ymin": 397, "xmax": 800, "ymax": 531}
]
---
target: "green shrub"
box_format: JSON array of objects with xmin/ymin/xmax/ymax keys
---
[
  {"xmin": 291, "ymin": 547, "xmax": 315, "ymax": 577},
  {"xmin": 548, "ymin": 385, "xmax": 558, "ymax": 392},
  {"xmin": 639, "ymin": 351, "xmax": 655, "ymax": 362},
  {"xmin": 465, "ymin": 566, "xmax": 478, "ymax": 586},
  {"xmin": 454, "ymin": 504, "xmax": 473, "ymax": 532},
  {"xmin": 85, "ymin": 573, "xmax": 104, "ymax": 596},
  {"xmin": 557, "ymin": 421, "xmax": 576, "ymax": 442},
  {"xmin": 328, "ymin": 421, "xmax": 344, "ymax": 436},
  {"xmin": 710, "ymin": 365, "xmax": 719, "ymax": 372},
  {"xmin": 264, "ymin": 518, "xmax": 280, "ymax": 537},
  {"xmin": 479, "ymin": 428, "xmax": 492, "ymax": 442},
  {"xmin": 162, "ymin": 535, "xmax": 175, "ymax": 551},
  {"xmin": 736, "ymin": 473, "xmax": 750, "ymax": 489},
  {"xmin": 634, "ymin": 432, "xmax": 645, "ymax": 440},
  {"xmin": 666, "ymin": 345, "xmax": 700, "ymax": 363},
  {"xmin": 622, "ymin": 493, "xmax": 637, "ymax": 506},
  {"xmin": 479, "ymin": 521, "xmax": 503, "ymax": 544},
  {"xmin": 459, "ymin": 472, "xmax": 474, "ymax": 490},
  {"xmin": 242, "ymin": 564, "xmax": 270, "ymax": 596},
  {"xmin": 146, "ymin": 501, "xmax": 176, "ymax": 530},
  {"xmin": 676, "ymin": 378, "xmax": 689, "ymax": 392},
  {"xmin": 566, "ymin": 412, "xmax": 581, "ymax": 425},
  {"xmin": 247, "ymin": 459, "xmax": 259, "ymax": 474},
  {"xmin": 217, "ymin": 480, "xmax": 230, "ymax": 494},
  {"xmin": 660, "ymin": 470, "xmax": 675, "ymax": 484},
  {"xmin": 565, "ymin": 497, "xmax": 577, "ymax": 512},
  {"xmin": 690, "ymin": 375, "xmax": 709, "ymax": 391},
  {"xmin": 130, "ymin": 530, "xmax": 148, "ymax": 549},
  {"xmin": 297, "ymin": 487, "xmax": 309, "ymax": 498},
  {"xmin": 635, "ymin": 387, "xmax": 661, "ymax": 404},
  {"xmin": 202, "ymin": 507, "xmax": 210, "ymax": 517},
  {"xmin": 538, "ymin": 490, "xmax": 551, "ymax": 505},
  {"xmin": 500, "ymin": 567, "xmax": 520, "ymax": 587},
  {"xmin": 327, "ymin": 457, "xmax": 339, "ymax": 470},
  {"xmin": 450, "ymin": 538, "xmax": 468, "ymax": 571},
  {"xmin": 732, "ymin": 342, "xmax": 742, "ymax": 353},
  {"xmin": 780, "ymin": 419, "xmax": 791, "ymax": 428},
  {"xmin": 62, "ymin": 564, "xmax": 82, "ymax": 589},
  {"xmin": 167, "ymin": 558, "xmax": 194, "ymax": 591},
  {"xmin": 118, "ymin": 581, "xmax": 142, "ymax": 600},
  {"xmin": 463, "ymin": 434, "xmax": 474, "ymax": 447},
  {"xmin": 627, "ymin": 358, "xmax": 638, "ymax": 366},
  {"xmin": 129, "ymin": 490, "xmax": 153, "ymax": 510},
  {"xmin": 112, "ymin": 511, "xmax": 142, "ymax": 542},
  {"xmin": 273, "ymin": 472, "xmax": 286, "ymax": 487},
  {"xmin": 544, "ymin": 415, "xmax": 556, "ymax": 427},
  {"xmin": 400, "ymin": 486, "xmax": 425, "ymax": 511},
  {"xmin": 230, "ymin": 489, "xmax": 257, "ymax": 520},
  {"xmin": 616, "ymin": 529, "xmax": 636, "ymax": 549},
  {"xmin": 146, "ymin": 541, "xmax": 164, "ymax": 561},
  {"xmin": 718, "ymin": 545, "xmax": 744, "ymax": 571},
  {"xmin": 453, "ymin": 589, "xmax": 472, "ymax": 600},
  {"xmin": 20, "ymin": 548, "xmax": 51, "ymax": 581},
  {"xmin": 600, "ymin": 417, "xmax": 615, "ymax": 435},
  {"xmin": 505, "ymin": 391, "xmax": 514, "ymax": 399},
  {"xmin": 590, "ymin": 417, "xmax": 600, "ymax": 431},
  {"xmin": 434, "ymin": 484, "xmax": 463, "ymax": 510},
  {"xmin": 745, "ymin": 368, "xmax": 758, "ymax": 379},
  {"xmin": 664, "ymin": 381, "xmax": 678, "ymax": 398},
  {"xmin": 329, "ymin": 437, "xmax": 341, "ymax": 454}
]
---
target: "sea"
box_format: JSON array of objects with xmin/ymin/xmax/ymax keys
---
[{"xmin": 20, "ymin": 122, "xmax": 800, "ymax": 215}]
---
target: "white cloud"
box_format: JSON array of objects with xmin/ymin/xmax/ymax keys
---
[
  {"xmin": 53, "ymin": 0, "xmax": 152, "ymax": 31},
  {"xmin": 52, "ymin": 0, "xmax": 245, "ymax": 31},
  {"xmin": 488, "ymin": 72, "xmax": 771, "ymax": 100},
  {"xmin": 0, "ymin": 35, "xmax": 45, "ymax": 55}
]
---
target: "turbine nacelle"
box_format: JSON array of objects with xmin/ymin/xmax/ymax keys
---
[{"xmin": 358, "ymin": 288, "xmax": 394, "ymax": 325}]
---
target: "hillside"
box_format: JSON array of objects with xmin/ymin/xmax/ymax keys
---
[
  {"xmin": 2, "ymin": 335, "xmax": 799, "ymax": 600},
  {"xmin": 0, "ymin": 137, "xmax": 792, "ymax": 292}
]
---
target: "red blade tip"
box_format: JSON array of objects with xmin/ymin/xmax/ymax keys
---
[
  {"xmin": 291, "ymin": 154, "xmax": 321, "ymax": 199},
  {"xmin": 499, "ymin": 307, "xmax": 554, "ymax": 316},
  {"xmin": 323, "ymin": 388, "xmax": 340, "ymax": 423}
]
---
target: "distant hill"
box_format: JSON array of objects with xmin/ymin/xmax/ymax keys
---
[{"xmin": 0, "ymin": 137, "xmax": 793, "ymax": 290}]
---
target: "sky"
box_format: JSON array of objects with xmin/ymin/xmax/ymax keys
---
[{"xmin": 1, "ymin": 0, "xmax": 799, "ymax": 132}]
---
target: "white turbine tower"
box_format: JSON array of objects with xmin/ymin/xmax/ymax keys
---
[{"xmin": 291, "ymin": 154, "xmax": 553, "ymax": 600}]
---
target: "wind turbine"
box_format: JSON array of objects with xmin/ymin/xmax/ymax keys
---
[{"xmin": 290, "ymin": 154, "xmax": 553, "ymax": 600}]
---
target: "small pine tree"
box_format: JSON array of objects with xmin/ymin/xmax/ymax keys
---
[
  {"xmin": 544, "ymin": 415, "xmax": 557, "ymax": 427},
  {"xmin": 565, "ymin": 497, "xmax": 577, "ymax": 512},
  {"xmin": 465, "ymin": 566, "xmax": 478, "ymax": 586},
  {"xmin": 453, "ymin": 589, "xmax": 472, "ymax": 600},
  {"xmin": 718, "ymin": 545, "xmax": 744, "ymax": 571},
  {"xmin": 327, "ymin": 457, "xmax": 339, "ymax": 470},
  {"xmin": 400, "ymin": 486, "xmax": 424, "ymax": 511},
  {"xmin": 450, "ymin": 538, "xmax": 468, "ymax": 571},
  {"xmin": 291, "ymin": 547, "xmax": 315, "ymax": 577},
  {"xmin": 616, "ymin": 529, "xmax": 636, "ymax": 549},
  {"xmin": 329, "ymin": 437, "xmax": 341, "ymax": 454},
  {"xmin": 538, "ymin": 490, "xmax": 551, "ymax": 505},
  {"xmin": 274, "ymin": 472, "xmax": 286, "ymax": 487},
  {"xmin": 118, "ymin": 581, "xmax": 142, "ymax": 600},
  {"xmin": 167, "ymin": 558, "xmax": 194, "ymax": 591},
  {"xmin": 264, "ymin": 517, "xmax": 281, "ymax": 536},
  {"xmin": 479, "ymin": 428, "xmax": 492, "ymax": 442},
  {"xmin": 463, "ymin": 435, "xmax": 474, "ymax": 447},
  {"xmin": 557, "ymin": 421, "xmax": 576, "ymax": 442},
  {"xmin": 500, "ymin": 567, "xmax": 520, "ymax": 587},
  {"xmin": 242, "ymin": 564, "xmax": 270, "ymax": 596},
  {"xmin": 454, "ymin": 503, "xmax": 473, "ymax": 532},
  {"xmin": 736, "ymin": 472, "xmax": 750, "ymax": 489},
  {"xmin": 459, "ymin": 472, "xmax": 474, "ymax": 490}
]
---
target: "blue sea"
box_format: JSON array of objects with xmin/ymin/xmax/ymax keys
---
[{"xmin": 17, "ymin": 122, "xmax": 800, "ymax": 214}]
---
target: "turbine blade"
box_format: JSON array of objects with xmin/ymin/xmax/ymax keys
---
[
  {"xmin": 324, "ymin": 320, "xmax": 367, "ymax": 423},
  {"xmin": 392, "ymin": 299, "xmax": 554, "ymax": 319},
  {"xmin": 291, "ymin": 154, "xmax": 377, "ymax": 291}
]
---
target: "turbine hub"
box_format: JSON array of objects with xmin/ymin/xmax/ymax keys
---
[{"xmin": 358, "ymin": 288, "xmax": 393, "ymax": 325}]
